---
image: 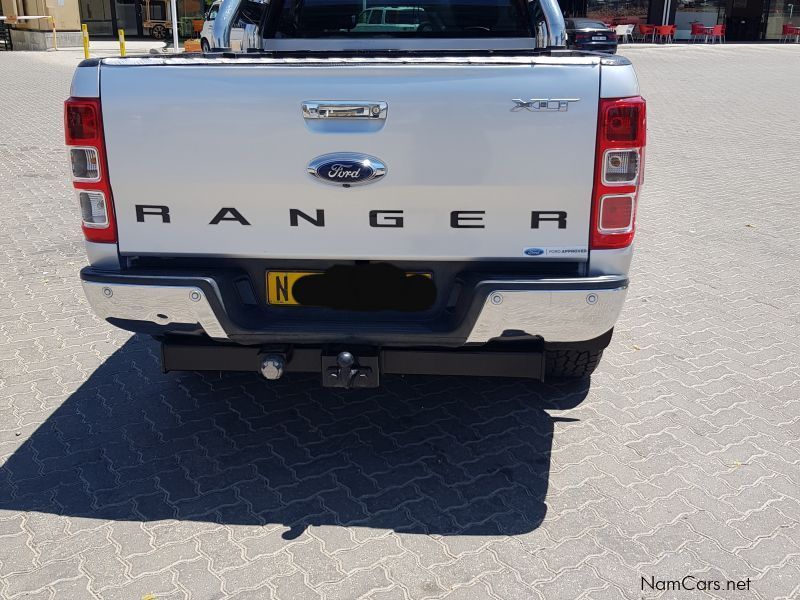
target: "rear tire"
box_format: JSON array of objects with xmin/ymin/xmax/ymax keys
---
[
  {"xmin": 201, "ymin": 38, "xmax": 210, "ymax": 52},
  {"xmin": 546, "ymin": 349, "xmax": 604, "ymax": 379}
]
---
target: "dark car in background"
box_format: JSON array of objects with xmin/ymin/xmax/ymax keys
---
[{"xmin": 565, "ymin": 18, "xmax": 618, "ymax": 53}]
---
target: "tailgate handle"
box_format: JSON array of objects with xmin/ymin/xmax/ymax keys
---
[{"xmin": 302, "ymin": 101, "xmax": 387, "ymax": 120}]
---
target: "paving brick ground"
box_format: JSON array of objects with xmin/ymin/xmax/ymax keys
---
[{"xmin": 1, "ymin": 44, "xmax": 799, "ymax": 600}]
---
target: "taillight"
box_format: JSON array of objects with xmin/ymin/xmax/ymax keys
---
[
  {"xmin": 591, "ymin": 96, "xmax": 646, "ymax": 249},
  {"xmin": 65, "ymin": 97, "xmax": 117, "ymax": 244}
]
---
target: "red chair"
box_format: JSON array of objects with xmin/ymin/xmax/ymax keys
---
[
  {"xmin": 690, "ymin": 22, "xmax": 706, "ymax": 43},
  {"xmin": 637, "ymin": 24, "xmax": 655, "ymax": 42},
  {"xmin": 655, "ymin": 24, "xmax": 675, "ymax": 43},
  {"xmin": 707, "ymin": 24, "xmax": 724, "ymax": 43},
  {"xmin": 781, "ymin": 23, "xmax": 800, "ymax": 43}
]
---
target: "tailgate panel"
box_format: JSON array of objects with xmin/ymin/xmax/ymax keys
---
[{"xmin": 101, "ymin": 61, "xmax": 600, "ymax": 260}]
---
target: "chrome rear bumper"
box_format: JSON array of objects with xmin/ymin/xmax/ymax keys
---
[
  {"xmin": 81, "ymin": 272, "xmax": 627, "ymax": 346},
  {"xmin": 466, "ymin": 283, "xmax": 627, "ymax": 343},
  {"xmin": 83, "ymin": 279, "xmax": 229, "ymax": 340}
]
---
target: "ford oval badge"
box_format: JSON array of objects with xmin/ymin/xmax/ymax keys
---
[
  {"xmin": 308, "ymin": 153, "xmax": 387, "ymax": 187},
  {"xmin": 524, "ymin": 247, "xmax": 545, "ymax": 256}
]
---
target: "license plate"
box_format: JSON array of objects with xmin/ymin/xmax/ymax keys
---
[
  {"xmin": 592, "ymin": 35, "xmax": 606, "ymax": 40},
  {"xmin": 266, "ymin": 270, "xmax": 431, "ymax": 306}
]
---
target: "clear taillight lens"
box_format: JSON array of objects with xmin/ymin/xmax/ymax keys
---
[
  {"xmin": 78, "ymin": 191, "xmax": 108, "ymax": 227},
  {"xmin": 70, "ymin": 148, "xmax": 101, "ymax": 181},
  {"xmin": 602, "ymin": 149, "xmax": 640, "ymax": 185}
]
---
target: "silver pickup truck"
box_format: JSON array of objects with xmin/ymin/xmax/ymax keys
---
[{"xmin": 65, "ymin": 0, "xmax": 645, "ymax": 388}]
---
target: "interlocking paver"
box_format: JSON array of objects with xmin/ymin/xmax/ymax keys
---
[
  {"xmin": 3, "ymin": 556, "xmax": 83, "ymax": 598},
  {"xmin": 316, "ymin": 566, "xmax": 393, "ymax": 600},
  {"xmin": 173, "ymin": 556, "xmax": 226, "ymax": 600},
  {"xmin": 1, "ymin": 44, "xmax": 799, "ymax": 599}
]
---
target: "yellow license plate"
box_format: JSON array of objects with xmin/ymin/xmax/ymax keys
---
[{"xmin": 266, "ymin": 270, "xmax": 432, "ymax": 306}]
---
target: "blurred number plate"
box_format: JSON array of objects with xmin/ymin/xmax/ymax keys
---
[
  {"xmin": 592, "ymin": 35, "xmax": 606, "ymax": 40},
  {"xmin": 266, "ymin": 271, "xmax": 431, "ymax": 306}
]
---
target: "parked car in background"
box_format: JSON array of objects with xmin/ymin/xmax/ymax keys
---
[
  {"xmin": 566, "ymin": 18, "xmax": 618, "ymax": 53},
  {"xmin": 200, "ymin": 0, "xmax": 244, "ymax": 51},
  {"xmin": 353, "ymin": 6, "xmax": 435, "ymax": 32}
]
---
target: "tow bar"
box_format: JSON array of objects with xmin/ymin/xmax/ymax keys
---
[{"xmin": 160, "ymin": 340, "xmax": 545, "ymax": 386}]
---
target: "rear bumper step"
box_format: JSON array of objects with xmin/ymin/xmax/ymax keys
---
[{"xmin": 80, "ymin": 268, "xmax": 628, "ymax": 346}]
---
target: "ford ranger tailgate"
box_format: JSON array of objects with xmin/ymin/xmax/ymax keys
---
[{"xmin": 100, "ymin": 58, "xmax": 600, "ymax": 261}]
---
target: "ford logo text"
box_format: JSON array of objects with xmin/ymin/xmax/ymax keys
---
[{"xmin": 308, "ymin": 153, "xmax": 387, "ymax": 187}]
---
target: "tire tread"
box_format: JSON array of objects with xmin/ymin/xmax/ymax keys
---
[{"xmin": 546, "ymin": 349, "xmax": 604, "ymax": 379}]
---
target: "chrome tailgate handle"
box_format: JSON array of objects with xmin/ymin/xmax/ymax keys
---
[{"xmin": 302, "ymin": 101, "xmax": 387, "ymax": 120}]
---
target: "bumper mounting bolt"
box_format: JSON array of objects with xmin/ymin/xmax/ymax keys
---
[
  {"xmin": 490, "ymin": 293, "xmax": 503, "ymax": 305},
  {"xmin": 586, "ymin": 293, "xmax": 598, "ymax": 305},
  {"xmin": 189, "ymin": 291, "xmax": 202, "ymax": 302},
  {"xmin": 102, "ymin": 287, "xmax": 113, "ymax": 298}
]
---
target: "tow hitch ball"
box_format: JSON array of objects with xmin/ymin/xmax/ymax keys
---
[{"xmin": 323, "ymin": 351, "xmax": 380, "ymax": 388}]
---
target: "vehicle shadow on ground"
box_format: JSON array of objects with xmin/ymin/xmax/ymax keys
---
[{"xmin": 1, "ymin": 335, "xmax": 590, "ymax": 537}]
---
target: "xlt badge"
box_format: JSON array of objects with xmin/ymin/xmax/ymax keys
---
[
  {"xmin": 512, "ymin": 98, "xmax": 580, "ymax": 112},
  {"xmin": 308, "ymin": 153, "xmax": 387, "ymax": 187}
]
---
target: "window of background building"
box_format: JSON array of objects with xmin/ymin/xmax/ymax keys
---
[
  {"xmin": 674, "ymin": 0, "xmax": 726, "ymax": 38},
  {"xmin": 765, "ymin": 0, "xmax": 796, "ymax": 38},
  {"xmin": 78, "ymin": 0, "xmax": 114, "ymax": 34},
  {"xmin": 174, "ymin": 0, "xmax": 204, "ymax": 38},
  {"xmin": 585, "ymin": 0, "xmax": 650, "ymax": 25}
]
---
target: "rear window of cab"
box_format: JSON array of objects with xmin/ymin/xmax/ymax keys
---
[{"xmin": 268, "ymin": 0, "xmax": 534, "ymax": 37}]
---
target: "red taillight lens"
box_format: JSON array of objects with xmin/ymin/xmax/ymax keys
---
[
  {"xmin": 64, "ymin": 97, "xmax": 117, "ymax": 244},
  {"xmin": 591, "ymin": 96, "xmax": 646, "ymax": 250},
  {"xmin": 65, "ymin": 101, "xmax": 101, "ymax": 145},
  {"xmin": 601, "ymin": 97, "xmax": 645, "ymax": 144}
]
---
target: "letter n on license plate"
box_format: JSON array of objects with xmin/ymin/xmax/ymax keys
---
[{"xmin": 266, "ymin": 271, "xmax": 317, "ymax": 305}]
